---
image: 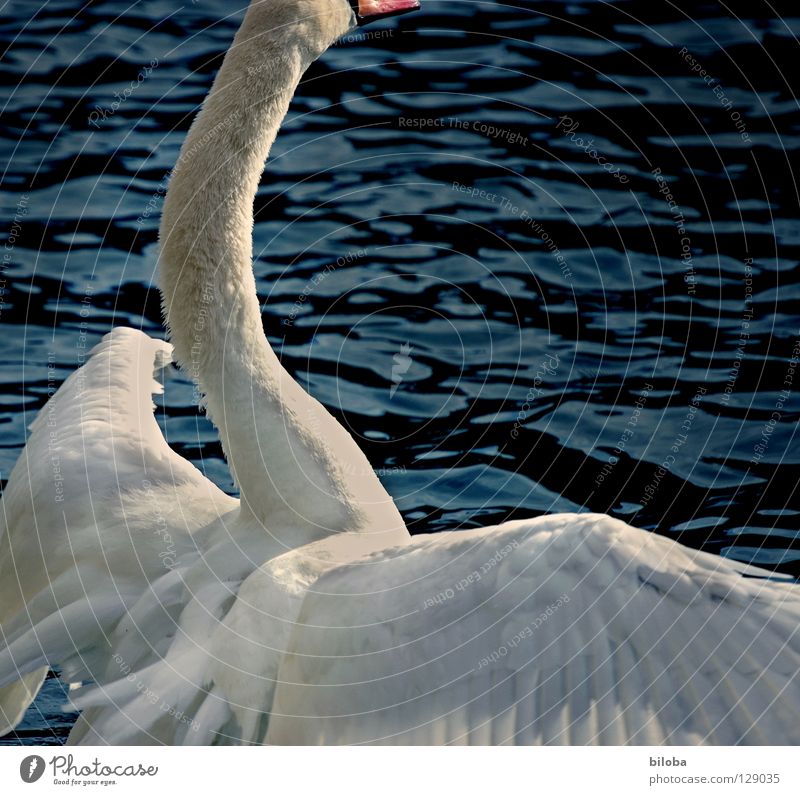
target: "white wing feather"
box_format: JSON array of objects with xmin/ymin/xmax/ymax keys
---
[
  {"xmin": 0, "ymin": 328, "xmax": 236, "ymax": 734},
  {"xmin": 264, "ymin": 514, "xmax": 800, "ymax": 745},
  {"xmin": 57, "ymin": 513, "xmax": 800, "ymax": 746},
  {"xmin": 66, "ymin": 531, "xmax": 402, "ymax": 745}
]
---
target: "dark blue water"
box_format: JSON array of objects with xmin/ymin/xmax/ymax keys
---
[{"xmin": 2, "ymin": 0, "xmax": 799, "ymax": 744}]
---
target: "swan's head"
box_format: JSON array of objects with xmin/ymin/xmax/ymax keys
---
[
  {"xmin": 351, "ymin": 0, "xmax": 421, "ymax": 24},
  {"xmin": 241, "ymin": 0, "xmax": 420, "ymax": 56}
]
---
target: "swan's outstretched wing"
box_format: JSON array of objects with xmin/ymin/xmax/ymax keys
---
[
  {"xmin": 265, "ymin": 513, "xmax": 800, "ymax": 745},
  {"xmin": 0, "ymin": 328, "xmax": 236, "ymax": 735},
  {"xmin": 65, "ymin": 531, "xmax": 402, "ymax": 745}
]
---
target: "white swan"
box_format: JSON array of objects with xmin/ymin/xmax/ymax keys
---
[{"xmin": 1, "ymin": 0, "xmax": 799, "ymax": 745}]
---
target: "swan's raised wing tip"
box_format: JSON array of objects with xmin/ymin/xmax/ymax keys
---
[{"xmin": 94, "ymin": 327, "xmax": 174, "ymax": 369}]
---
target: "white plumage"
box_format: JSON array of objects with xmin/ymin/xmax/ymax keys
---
[
  {"xmin": 266, "ymin": 516, "xmax": 800, "ymax": 745},
  {"xmin": 1, "ymin": 0, "xmax": 798, "ymax": 745}
]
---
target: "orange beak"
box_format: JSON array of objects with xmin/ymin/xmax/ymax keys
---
[{"xmin": 355, "ymin": 0, "xmax": 421, "ymax": 22}]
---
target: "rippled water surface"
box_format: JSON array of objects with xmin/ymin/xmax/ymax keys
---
[{"xmin": 1, "ymin": 0, "xmax": 800, "ymax": 743}]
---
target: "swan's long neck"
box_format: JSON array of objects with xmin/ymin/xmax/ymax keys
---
[{"xmin": 158, "ymin": 2, "xmax": 406, "ymax": 547}]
